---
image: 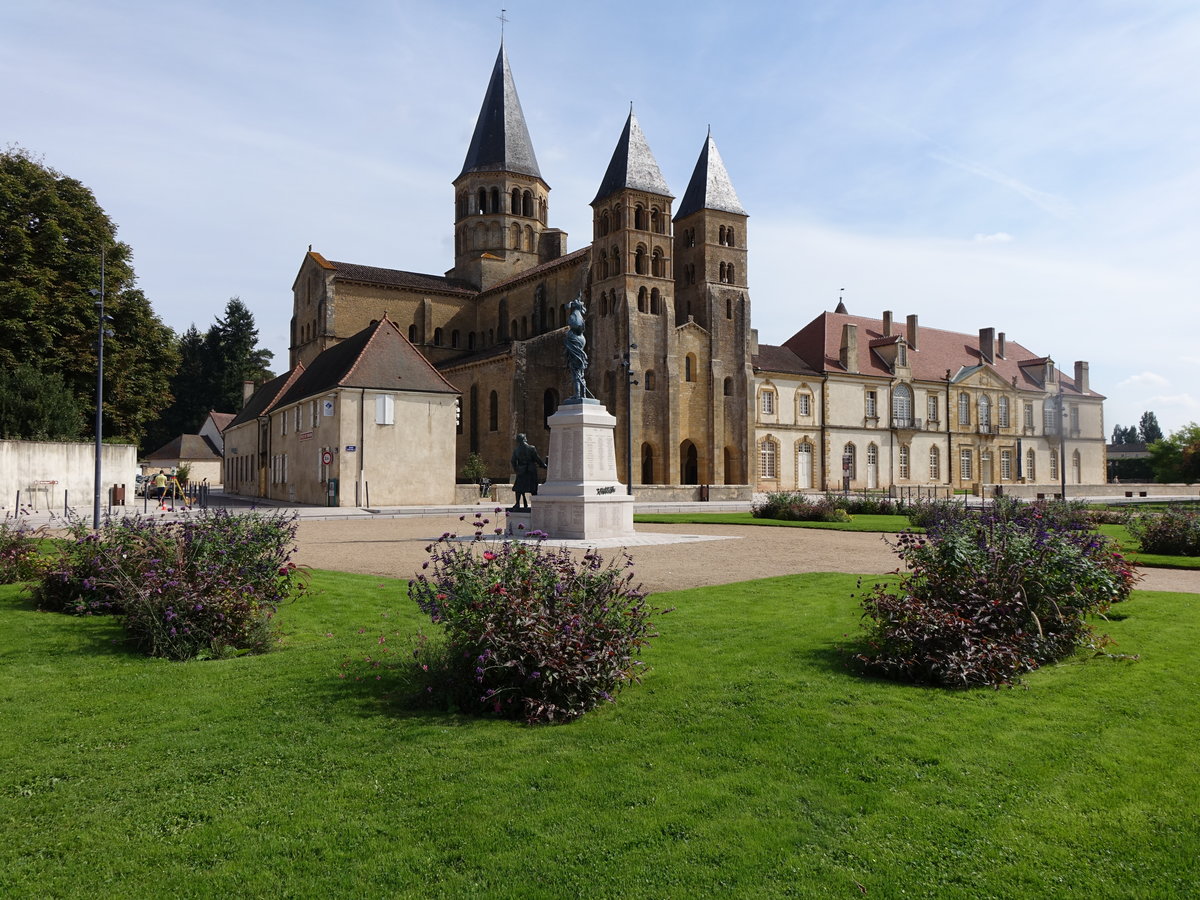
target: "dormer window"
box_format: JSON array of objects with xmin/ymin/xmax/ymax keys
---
[{"xmin": 897, "ymin": 342, "xmax": 908, "ymax": 367}]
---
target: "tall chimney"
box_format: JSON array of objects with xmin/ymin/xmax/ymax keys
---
[
  {"xmin": 979, "ymin": 327, "xmax": 995, "ymax": 364},
  {"xmin": 882, "ymin": 310, "xmax": 893, "ymax": 337},
  {"xmin": 242, "ymin": 380, "xmax": 255, "ymax": 407},
  {"xmin": 1074, "ymin": 361, "xmax": 1089, "ymax": 394},
  {"xmin": 906, "ymin": 314, "xmax": 919, "ymax": 351},
  {"xmin": 997, "ymin": 332, "xmax": 1006, "ymax": 359},
  {"xmin": 840, "ymin": 323, "xmax": 859, "ymax": 374}
]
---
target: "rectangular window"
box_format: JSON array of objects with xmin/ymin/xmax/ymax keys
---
[
  {"xmin": 958, "ymin": 393, "xmax": 971, "ymax": 425},
  {"xmin": 998, "ymin": 397, "xmax": 1010, "ymax": 429},
  {"xmin": 759, "ymin": 440, "xmax": 777, "ymax": 479},
  {"xmin": 1049, "ymin": 450, "xmax": 1059, "ymax": 480},
  {"xmin": 959, "ymin": 447, "xmax": 973, "ymax": 480},
  {"xmin": 798, "ymin": 393, "xmax": 811, "ymax": 417},
  {"xmin": 865, "ymin": 390, "xmax": 877, "ymax": 418},
  {"xmin": 281, "ymin": 413, "xmax": 287, "ymax": 436},
  {"xmin": 899, "ymin": 445, "xmax": 910, "ymax": 479},
  {"xmin": 282, "ymin": 453, "xmax": 288, "ymax": 485},
  {"xmin": 927, "ymin": 394, "xmax": 938, "ymax": 423},
  {"xmin": 311, "ymin": 400, "xmax": 318, "ymax": 429},
  {"xmin": 761, "ymin": 390, "xmax": 775, "ymax": 416},
  {"xmin": 376, "ymin": 394, "xmax": 395, "ymax": 426},
  {"xmin": 1044, "ymin": 404, "xmax": 1057, "ymax": 433},
  {"xmin": 1024, "ymin": 403, "xmax": 1034, "ymax": 430},
  {"xmin": 1070, "ymin": 405, "xmax": 1080, "ymax": 434},
  {"xmin": 929, "ymin": 447, "xmax": 940, "ymax": 480},
  {"xmin": 1000, "ymin": 449, "xmax": 1012, "ymax": 480},
  {"xmin": 294, "ymin": 407, "xmax": 301, "ymax": 431}
]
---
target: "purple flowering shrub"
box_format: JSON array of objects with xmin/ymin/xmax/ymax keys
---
[
  {"xmin": 1128, "ymin": 508, "xmax": 1200, "ymax": 556},
  {"xmin": 753, "ymin": 492, "xmax": 850, "ymax": 523},
  {"xmin": 33, "ymin": 511, "xmax": 305, "ymax": 659},
  {"xmin": 0, "ymin": 519, "xmax": 48, "ymax": 584},
  {"xmin": 853, "ymin": 498, "xmax": 1139, "ymax": 687},
  {"xmin": 405, "ymin": 517, "xmax": 666, "ymax": 724}
]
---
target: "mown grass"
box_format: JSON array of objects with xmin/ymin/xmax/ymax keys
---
[
  {"xmin": 1, "ymin": 571, "xmax": 1198, "ymax": 898},
  {"xmin": 635, "ymin": 512, "xmax": 915, "ymax": 533},
  {"xmin": 1098, "ymin": 524, "xmax": 1200, "ymax": 570}
]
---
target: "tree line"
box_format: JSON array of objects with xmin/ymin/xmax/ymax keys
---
[{"xmin": 0, "ymin": 147, "xmax": 272, "ymax": 453}]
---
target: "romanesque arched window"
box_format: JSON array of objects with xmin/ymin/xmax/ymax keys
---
[
  {"xmin": 726, "ymin": 227, "xmax": 736, "ymax": 247},
  {"xmin": 612, "ymin": 246, "xmax": 620, "ymax": 273},
  {"xmin": 726, "ymin": 263, "xmax": 735, "ymax": 284},
  {"xmin": 511, "ymin": 187, "xmax": 521, "ymax": 214},
  {"xmin": 599, "ymin": 211, "xmax": 609, "ymax": 237},
  {"xmin": 510, "ymin": 222, "xmax": 521, "ymax": 249},
  {"xmin": 684, "ymin": 353, "xmax": 697, "ymax": 382},
  {"xmin": 635, "ymin": 246, "xmax": 647, "ymax": 275},
  {"xmin": 488, "ymin": 391, "xmax": 499, "ymax": 432},
  {"xmin": 634, "ymin": 205, "xmax": 646, "ymax": 230},
  {"xmin": 433, "ymin": 328, "xmax": 443, "ymax": 347},
  {"xmin": 650, "ymin": 288, "xmax": 661, "ymax": 314},
  {"xmin": 719, "ymin": 225, "xmax": 727, "ymax": 245},
  {"xmin": 523, "ymin": 191, "xmax": 533, "ymax": 217},
  {"xmin": 637, "ymin": 287, "xmax": 647, "ymax": 312},
  {"xmin": 652, "ymin": 247, "xmax": 665, "ymax": 277},
  {"xmin": 723, "ymin": 377, "xmax": 733, "ymax": 396},
  {"xmin": 490, "ymin": 187, "xmax": 500, "ymax": 213},
  {"xmin": 477, "ymin": 188, "xmax": 486, "ymax": 215},
  {"xmin": 451, "ymin": 330, "xmax": 460, "ymax": 349}
]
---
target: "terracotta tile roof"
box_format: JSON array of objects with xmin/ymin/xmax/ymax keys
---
[
  {"xmin": 277, "ymin": 317, "xmax": 459, "ymax": 408},
  {"xmin": 781, "ymin": 311, "xmax": 1102, "ymax": 397},
  {"xmin": 752, "ymin": 344, "xmax": 821, "ymax": 377},
  {"xmin": 326, "ymin": 260, "xmax": 477, "ymax": 296}
]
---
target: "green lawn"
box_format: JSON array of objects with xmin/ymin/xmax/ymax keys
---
[
  {"xmin": 635, "ymin": 511, "xmax": 915, "ymax": 533},
  {"xmin": 1098, "ymin": 524, "xmax": 1200, "ymax": 570},
  {"xmin": 2, "ymin": 571, "xmax": 1198, "ymax": 898}
]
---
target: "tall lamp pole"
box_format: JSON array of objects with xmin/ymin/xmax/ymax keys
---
[
  {"xmin": 1058, "ymin": 384, "xmax": 1068, "ymax": 500},
  {"xmin": 617, "ymin": 342, "xmax": 638, "ymax": 495},
  {"xmin": 91, "ymin": 249, "xmax": 114, "ymax": 529}
]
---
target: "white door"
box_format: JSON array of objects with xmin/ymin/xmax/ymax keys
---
[
  {"xmin": 866, "ymin": 444, "xmax": 878, "ymax": 489},
  {"xmin": 797, "ymin": 444, "xmax": 812, "ymax": 489}
]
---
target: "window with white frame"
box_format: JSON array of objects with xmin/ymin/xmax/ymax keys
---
[
  {"xmin": 797, "ymin": 392, "xmax": 811, "ymax": 418},
  {"xmin": 929, "ymin": 445, "xmax": 940, "ymax": 480},
  {"xmin": 759, "ymin": 438, "xmax": 778, "ymax": 479},
  {"xmin": 1044, "ymin": 403, "xmax": 1058, "ymax": 433},
  {"xmin": 1000, "ymin": 449, "xmax": 1012, "ymax": 480},
  {"xmin": 959, "ymin": 447, "xmax": 973, "ymax": 480},
  {"xmin": 1024, "ymin": 402, "xmax": 1034, "ymax": 430},
  {"xmin": 760, "ymin": 389, "xmax": 775, "ymax": 416},
  {"xmin": 1049, "ymin": 449, "xmax": 1059, "ymax": 480},
  {"xmin": 979, "ymin": 395, "xmax": 991, "ymax": 429},
  {"xmin": 375, "ymin": 394, "xmax": 395, "ymax": 425},
  {"xmin": 1026, "ymin": 449, "xmax": 1036, "ymax": 481},
  {"xmin": 842, "ymin": 443, "xmax": 857, "ymax": 479},
  {"xmin": 927, "ymin": 393, "xmax": 939, "ymax": 423},
  {"xmin": 865, "ymin": 390, "xmax": 878, "ymax": 419},
  {"xmin": 897, "ymin": 342, "xmax": 908, "ymax": 367},
  {"xmin": 892, "ymin": 383, "xmax": 912, "ymax": 425},
  {"xmin": 899, "ymin": 444, "xmax": 910, "ymax": 479},
  {"xmin": 958, "ymin": 392, "xmax": 971, "ymax": 425},
  {"xmin": 998, "ymin": 396, "xmax": 1010, "ymax": 428}
]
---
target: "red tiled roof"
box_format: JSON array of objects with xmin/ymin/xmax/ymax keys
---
[{"xmin": 781, "ymin": 311, "xmax": 1101, "ymax": 397}]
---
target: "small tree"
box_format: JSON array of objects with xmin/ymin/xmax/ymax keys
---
[
  {"xmin": 1139, "ymin": 411, "xmax": 1164, "ymax": 444},
  {"xmin": 460, "ymin": 452, "xmax": 487, "ymax": 484},
  {"xmin": 1148, "ymin": 423, "xmax": 1200, "ymax": 484}
]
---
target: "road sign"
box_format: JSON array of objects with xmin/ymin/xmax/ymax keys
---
[{"xmin": 321, "ymin": 450, "xmax": 333, "ymax": 465}]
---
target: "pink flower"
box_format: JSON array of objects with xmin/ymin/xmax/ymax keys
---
[{"xmin": 483, "ymin": 551, "xmax": 496, "ymax": 561}]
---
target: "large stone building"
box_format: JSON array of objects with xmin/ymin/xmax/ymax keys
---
[
  {"xmin": 752, "ymin": 307, "xmax": 1107, "ymax": 494},
  {"xmin": 242, "ymin": 40, "xmax": 1105, "ymax": 506},
  {"xmin": 288, "ymin": 43, "xmax": 752, "ymax": 492}
]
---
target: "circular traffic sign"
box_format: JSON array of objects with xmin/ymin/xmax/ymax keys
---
[{"xmin": 321, "ymin": 450, "xmax": 333, "ymax": 466}]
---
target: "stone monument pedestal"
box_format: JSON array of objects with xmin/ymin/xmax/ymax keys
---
[{"xmin": 531, "ymin": 400, "xmax": 636, "ymax": 541}]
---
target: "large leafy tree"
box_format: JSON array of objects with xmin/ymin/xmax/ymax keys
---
[
  {"xmin": 1148, "ymin": 423, "xmax": 1200, "ymax": 484},
  {"xmin": 0, "ymin": 146, "xmax": 177, "ymax": 443},
  {"xmin": 0, "ymin": 365, "xmax": 83, "ymax": 440}
]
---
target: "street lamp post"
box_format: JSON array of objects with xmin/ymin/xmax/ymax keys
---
[
  {"xmin": 619, "ymin": 345, "xmax": 638, "ymax": 496},
  {"xmin": 1058, "ymin": 385, "xmax": 1068, "ymax": 500},
  {"xmin": 91, "ymin": 249, "xmax": 114, "ymax": 530}
]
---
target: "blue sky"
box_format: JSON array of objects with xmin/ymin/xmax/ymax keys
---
[{"xmin": 4, "ymin": 0, "xmax": 1197, "ymax": 434}]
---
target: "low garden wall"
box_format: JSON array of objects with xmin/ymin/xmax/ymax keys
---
[
  {"xmin": 988, "ymin": 482, "xmax": 1199, "ymax": 500},
  {"xmin": 1, "ymin": 439, "xmax": 139, "ymax": 512}
]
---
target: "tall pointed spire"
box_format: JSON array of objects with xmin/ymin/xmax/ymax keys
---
[
  {"xmin": 458, "ymin": 44, "xmax": 541, "ymax": 180},
  {"xmin": 592, "ymin": 110, "xmax": 672, "ymax": 204},
  {"xmin": 674, "ymin": 133, "xmax": 746, "ymax": 219}
]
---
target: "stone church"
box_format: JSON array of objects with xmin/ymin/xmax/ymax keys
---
[{"xmin": 289, "ymin": 43, "xmax": 753, "ymax": 492}]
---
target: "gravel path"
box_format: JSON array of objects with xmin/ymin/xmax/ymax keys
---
[{"xmin": 291, "ymin": 515, "xmax": 1200, "ymax": 596}]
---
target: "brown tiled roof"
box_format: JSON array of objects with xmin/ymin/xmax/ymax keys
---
[
  {"xmin": 277, "ymin": 317, "xmax": 459, "ymax": 408},
  {"xmin": 206, "ymin": 411, "xmax": 235, "ymax": 432},
  {"xmin": 327, "ymin": 259, "xmax": 477, "ymax": 296},
  {"xmin": 752, "ymin": 344, "xmax": 821, "ymax": 377},
  {"xmin": 781, "ymin": 311, "xmax": 1102, "ymax": 397},
  {"xmin": 227, "ymin": 365, "xmax": 306, "ymax": 429},
  {"xmin": 146, "ymin": 434, "xmax": 222, "ymax": 462}
]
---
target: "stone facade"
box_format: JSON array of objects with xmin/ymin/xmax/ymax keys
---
[
  {"xmin": 752, "ymin": 312, "xmax": 1107, "ymax": 495},
  {"xmin": 286, "ymin": 45, "xmax": 753, "ymax": 491}
]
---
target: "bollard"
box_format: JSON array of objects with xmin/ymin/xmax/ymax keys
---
[{"xmin": 64, "ymin": 490, "xmax": 69, "ymax": 516}]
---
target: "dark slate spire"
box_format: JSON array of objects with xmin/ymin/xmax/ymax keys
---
[
  {"xmin": 674, "ymin": 132, "xmax": 747, "ymax": 219},
  {"xmin": 592, "ymin": 109, "xmax": 672, "ymax": 204},
  {"xmin": 458, "ymin": 44, "xmax": 542, "ymax": 180}
]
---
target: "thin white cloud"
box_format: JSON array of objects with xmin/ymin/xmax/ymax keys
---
[
  {"xmin": 929, "ymin": 152, "xmax": 1076, "ymax": 219},
  {"xmin": 973, "ymin": 232, "xmax": 1014, "ymax": 243},
  {"xmin": 1118, "ymin": 372, "xmax": 1171, "ymax": 390}
]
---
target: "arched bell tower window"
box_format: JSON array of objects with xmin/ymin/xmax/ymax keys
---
[
  {"xmin": 637, "ymin": 287, "xmax": 647, "ymax": 312},
  {"xmin": 651, "ymin": 247, "xmax": 665, "ymax": 277},
  {"xmin": 635, "ymin": 246, "xmax": 647, "ymax": 275},
  {"xmin": 489, "ymin": 187, "xmax": 500, "ymax": 213},
  {"xmin": 523, "ymin": 191, "xmax": 533, "ymax": 217},
  {"xmin": 511, "ymin": 188, "xmax": 520, "ymax": 213}
]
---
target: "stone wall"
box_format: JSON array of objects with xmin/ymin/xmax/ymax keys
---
[{"xmin": 0, "ymin": 440, "xmax": 139, "ymax": 511}]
